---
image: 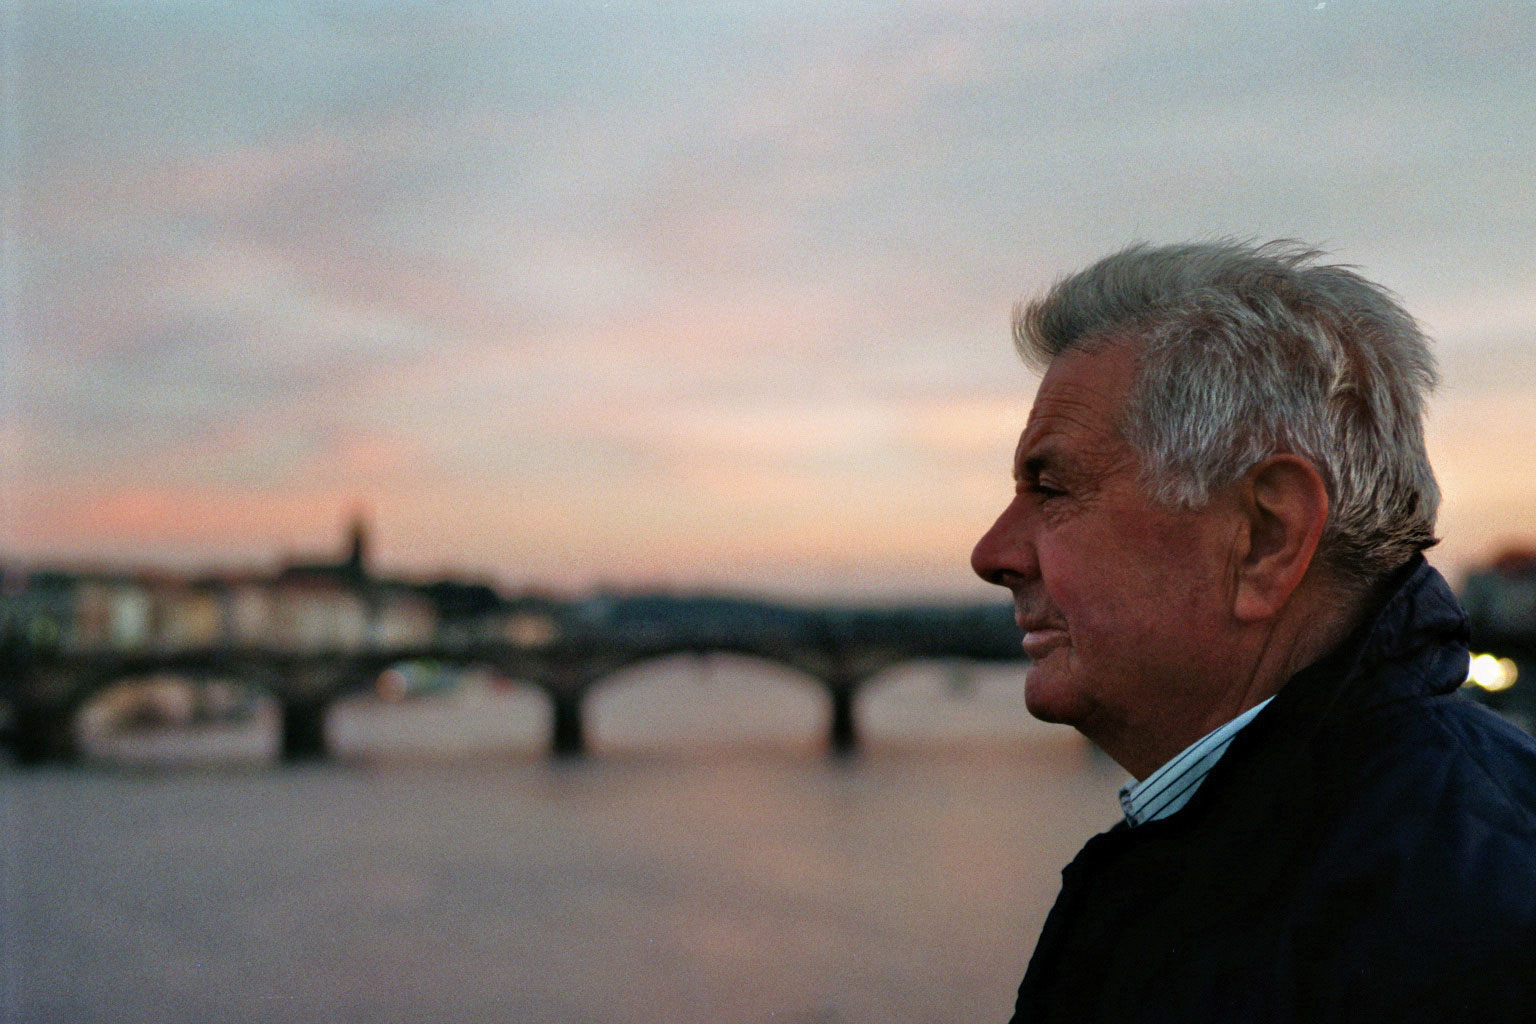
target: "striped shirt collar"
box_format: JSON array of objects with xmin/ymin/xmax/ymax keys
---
[{"xmin": 1118, "ymin": 697, "xmax": 1274, "ymax": 827}]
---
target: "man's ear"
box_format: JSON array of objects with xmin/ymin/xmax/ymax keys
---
[{"xmin": 1232, "ymin": 455, "xmax": 1330, "ymax": 623}]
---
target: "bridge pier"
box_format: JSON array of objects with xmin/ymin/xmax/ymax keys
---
[
  {"xmin": 828, "ymin": 684, "xmax": 858, "ymax": 756},
  {"xmin": 279, "ymin": 696, "xmax": 330, "ymax": 762},
  {"xmin": 550, "ymin": 692, "xmax": 586, "ymax": 758},
  {"xmin": 8, "ymin": 699, "xmax": 78, "ymax": 765}
]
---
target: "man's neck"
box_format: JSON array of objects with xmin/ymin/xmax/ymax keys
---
[{"xmin": 1105, "ymin": 577, "xmax": 1368, "ymax": 781}]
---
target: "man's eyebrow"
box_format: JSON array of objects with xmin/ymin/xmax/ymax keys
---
[{"xmin": 1013, "ymin": 445, "xmax": 1064, "ymax": 483}]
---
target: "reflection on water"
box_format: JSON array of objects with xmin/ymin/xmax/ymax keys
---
[{"xmin": 4, "ymin": 662, "xmax": 1124, "ymax": 1024}]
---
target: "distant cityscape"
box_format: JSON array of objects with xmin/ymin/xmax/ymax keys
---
[{"xmin": 0, "ymin": 516, "xmax": 546, "ymax": 659}]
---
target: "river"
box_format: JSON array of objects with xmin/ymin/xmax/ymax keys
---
[{"xmin": 3, "ymin": 658, "xmax": 1125, "ymax": 1024}]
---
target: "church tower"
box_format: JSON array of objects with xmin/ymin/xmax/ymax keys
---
[{"xmin": 344, "ymin": 511, "xmax": 369, "ymax": 581}]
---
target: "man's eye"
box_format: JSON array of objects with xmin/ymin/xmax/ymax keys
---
[{"xmin": 1028, "ymin": 482, "xmax": 1066, "ymax": 500}]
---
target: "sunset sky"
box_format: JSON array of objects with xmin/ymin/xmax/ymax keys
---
[{"xmin": 5, "ymin": 1, "xmax": 1534, "ymax": 600}]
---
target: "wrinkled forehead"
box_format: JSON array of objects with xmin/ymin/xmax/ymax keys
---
[
  {"xmin": 1026, "ymin": 343, "xmax": 1138, "ymax": 434},
  {"xmin": 1016, "ymin": 344, "xmax": 1142, "ymax": 473}
]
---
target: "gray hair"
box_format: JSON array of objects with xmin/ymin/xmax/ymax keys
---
[{"xmin": 1013, "ymin": 239, "xmax": 1440, "ymax": 585}]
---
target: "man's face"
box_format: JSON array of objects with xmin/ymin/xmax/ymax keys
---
[{"xmin": 971, "ymin": 342, "xmax": 1238, "ymax": 752}]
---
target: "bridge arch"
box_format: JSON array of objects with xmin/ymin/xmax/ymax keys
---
[
  {"xmin": 326, "ymin": 661, "xmax": 551, "ymax": 761},
  {"xmin": 853, "ymin": 659, "xmax": 1038, "ymax": 748},
  {"xmin": 33, "ymin": 664, "xmax": 285, "ymax": 766},
  {"xmin": 584, "ymin": 650, "xmax": 834, "ymax": 754}
]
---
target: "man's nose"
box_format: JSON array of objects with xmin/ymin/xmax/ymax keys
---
[{"xmin": 971, "ymin": 498, "xmax": 1037, "ymax": 587}]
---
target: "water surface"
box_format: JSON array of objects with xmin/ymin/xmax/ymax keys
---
[{"xmin": 4, "ymin": 662, "xmax": 1124, "ymax": 1023}]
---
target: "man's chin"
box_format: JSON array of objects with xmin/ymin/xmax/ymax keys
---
[
  {"xmin": 1024, "ymin": 699, "xmax": 1077, "ymax": 726},
  {"xmin": 1022, "ymin": 664, "xmax": 1086, "ymax": 726}
]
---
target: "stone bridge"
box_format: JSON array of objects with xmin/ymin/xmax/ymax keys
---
[{"xmin": 0, "ymin": 601, "xmax": 1026, "ymax": 763}]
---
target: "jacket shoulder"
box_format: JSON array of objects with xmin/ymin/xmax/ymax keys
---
[
  {"xmin": 1296, "ymin": 695, "xmax": 1536, "ymax": 940},
  {"xmin": 1274, "ymin": 698, "xmax": 1536, "ymax": 1017},
  {"xmin": 1342, "ymin": 693, "xmax": 1536, "ymax": 839}
]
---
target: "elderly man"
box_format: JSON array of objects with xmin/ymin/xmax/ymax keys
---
[{"xmin": 972, "ymin": 241, "xmax": 1536, "ymax": 1022}]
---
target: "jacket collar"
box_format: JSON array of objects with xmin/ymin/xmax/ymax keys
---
[{"xmin": 1267, "ymin": 554, "xmax": 1470, "ymax": 730}]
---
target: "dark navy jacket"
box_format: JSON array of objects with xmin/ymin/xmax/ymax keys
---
[{"xmin": 1011, "ymin": 558, "xmax": 1536, "ymax": 1023}]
